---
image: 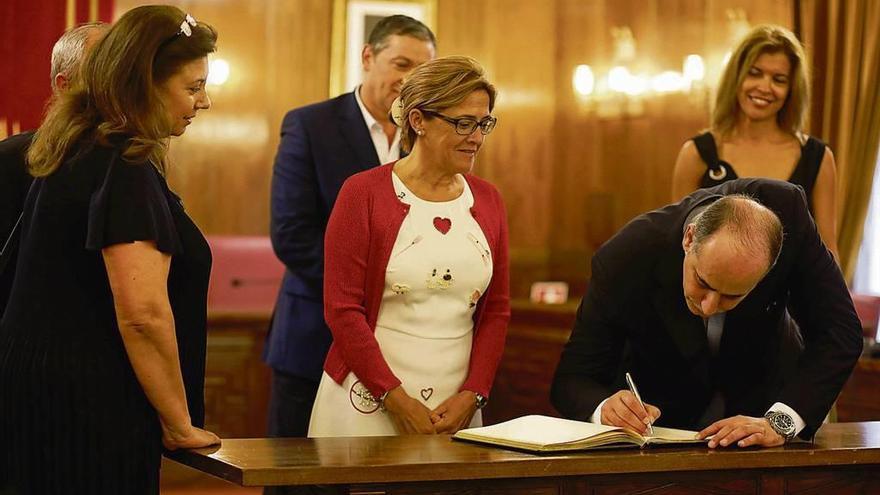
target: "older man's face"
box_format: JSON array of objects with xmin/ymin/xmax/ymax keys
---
[
  {"xmin": 360, "ymin": 34, "xmax": 435, "ymax": 117},
  {"xmin": 681, "ymin": 225, "xmax": 768, "ymax": 318}
]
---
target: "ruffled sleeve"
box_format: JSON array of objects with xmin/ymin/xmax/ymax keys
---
[{"xmin": 85, "ymin": 154, "xmax": 181, "ymax": 254}]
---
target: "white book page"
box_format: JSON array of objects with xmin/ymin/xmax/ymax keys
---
[
  {"xmin": 457, "ymin": 415, "xmax": 621, "ymax": 446},
  {"xmin": 646, "ymin": 426, "xmax": 704, "ymax": 442}
]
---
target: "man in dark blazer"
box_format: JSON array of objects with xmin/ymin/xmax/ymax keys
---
[
  {"xmin": 263, "ymin": 15, "xmax": 435, "ymax": 453},
  {"xmin": 551, "ymin": 179, "xmax": 862, "ymax": 448},
  {"xmin": 1, "ymin": 22, "xmax": 107, "ymax": 315}
]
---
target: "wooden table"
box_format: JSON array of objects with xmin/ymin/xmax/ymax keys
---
[{"xmin": 168, "ymin": 422, "xmax": 880, "ymax": 494}]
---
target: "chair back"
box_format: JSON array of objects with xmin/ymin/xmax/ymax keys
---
[
  {"xmin": 207, "ymin": 235, "xmax": 284, "ymax": 313},
  {"xmin": 851, "ymin": 292, "xmax": 880, "ymax": 341}
]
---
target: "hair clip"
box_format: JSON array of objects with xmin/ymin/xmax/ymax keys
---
[
  {"xmin": 390, "ymin": 97, "xmax": 405, "ymax": 127},
  {"xmin": 178, "ymin": 14, "xmax": 197, "ymax": 37}
]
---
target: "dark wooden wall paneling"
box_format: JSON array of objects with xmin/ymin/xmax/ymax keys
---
[{"xmin": 113, "ymin": 0, "xmax": 790, "ymax": 296}]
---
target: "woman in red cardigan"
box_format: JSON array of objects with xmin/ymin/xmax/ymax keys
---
[{"xmin": 308, "ymin": 56, "xmax": 510, "ymax": 436}]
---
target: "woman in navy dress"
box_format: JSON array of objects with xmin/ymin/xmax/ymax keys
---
[{"xmin": 0, "ymin": 6, "xmax": 220, "ymax": 493}]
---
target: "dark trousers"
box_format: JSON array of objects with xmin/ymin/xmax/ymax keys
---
[
  {"xmin": 264, "ymin": 369, "xmax": 322, "ymax": 495},
  {"xmin": 266, "ymin": 369, "xmax": 319, "ymax": 439}
]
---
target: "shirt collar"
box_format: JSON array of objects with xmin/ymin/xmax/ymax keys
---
[{"xmin": 354, "ymin": 85, "xmax": 381, "ymax": 130}]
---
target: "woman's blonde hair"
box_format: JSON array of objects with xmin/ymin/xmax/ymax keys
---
[
  {"xmin": 711, "ymin": 24, "xmax": 809, "ymax": 137},
  {"xmin": 27, "ymin": 5, "xmax": 217, "ymax": 177},
  {"xmin": 396, "ymin": 56, "xmax": 497, "ymax": 152}
]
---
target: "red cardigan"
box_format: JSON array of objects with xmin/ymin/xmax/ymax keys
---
[{"xmin": 322, "ymin": 162, "xmax": 510, "ymax": 399}]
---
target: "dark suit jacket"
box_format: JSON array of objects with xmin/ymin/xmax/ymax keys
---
[
  {"xmin": 551, "ymin": 179, "xmax": 863, "ymax": 438},
  {"xmin": 0, "ymin": 131, "xmax": 35, "ymax": 315},
  {"xmin": 263, "ymin": 92, "xmax": 382, "ymax": 380}
]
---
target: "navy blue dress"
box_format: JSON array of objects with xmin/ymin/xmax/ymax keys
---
[
  {"xmin": 0, "ymin": 131, "xmax": 35, "ymax": 314},
  {"xmin": 0, "ymin": 141, "xmax": 210, "ymax": 494},
  {"xmin": 692, "ymin": 131, "xmax": 826, "ymax": 213}
]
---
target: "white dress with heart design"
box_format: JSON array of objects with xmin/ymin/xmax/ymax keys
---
[{"xmin": 308, "ymin": 172, "xmax": 493, "ymax": 437}]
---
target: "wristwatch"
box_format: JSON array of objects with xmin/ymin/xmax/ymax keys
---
[
  {"xmin": 474, "ymin": 393, "xmax": 488, "ymax": 410},
  {"xmin": 764, "ymin": 410, "xmax": 796, "ymax": 442}
]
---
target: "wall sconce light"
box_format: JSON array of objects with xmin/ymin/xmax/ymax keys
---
[
  {"xmin": 683, "ymin": 54, "xmax": 705, "ymax": 84},
  {"xmin": 572, "ymin": 53, "xmax": 707, "ymax": 118},
  {"xmin": 571, "ymin": 13, "xmax": 750, "ymax": 118},
  {"xmin": 608, "ymin": 66, "xmax": 647, "ymax": 95},
  {"xmin": 572, "ymin": 65, "xmax": 595, "ymax": 96},
  {"xmin": 652, "ymin": 71, "xmax": 686, "ymax": 93},
  {"xmin": 208, "ymin": 58, "xmax": 230, "ymax": 86}
]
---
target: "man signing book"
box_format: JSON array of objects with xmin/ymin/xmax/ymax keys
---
[{"xmin": 551, "ymin": 179, "xmax": 862, "ymax": 449}]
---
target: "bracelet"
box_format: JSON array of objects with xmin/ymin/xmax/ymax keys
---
[{"xmin": 377, "ymin": 390, "xmax": 389, "ymax": 412}]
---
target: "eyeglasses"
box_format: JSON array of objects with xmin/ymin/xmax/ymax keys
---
[{"xmin": 422, "ymin": 110, "xmax": 497, "ymax": 135}]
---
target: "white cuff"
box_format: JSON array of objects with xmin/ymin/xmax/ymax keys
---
[
  {"xmin": 590, "ymin": 398, "xmax": 609, "ymax": 424},
  {"xmin": 767, "ymin": 402, "xmax": 806, "ymax": 437}
]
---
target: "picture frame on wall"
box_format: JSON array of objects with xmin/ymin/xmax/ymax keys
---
[{"xmin": 329, "ymin": 0, "xmax": 436, "ymax": 97}]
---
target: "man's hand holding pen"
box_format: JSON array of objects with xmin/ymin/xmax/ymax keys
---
[{"xmin": 600, "ymin": 389, "xmax": 661, "ymax": 435}]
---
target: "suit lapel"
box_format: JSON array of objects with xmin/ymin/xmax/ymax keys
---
[{"xmin": 338, "ymin": 91, "xmax": 381, "ymax": 169}]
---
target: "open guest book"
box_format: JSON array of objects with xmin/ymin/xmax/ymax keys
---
[{"xmin": 453, "ymin": 415, "xmax": 708, "ymax": 452}]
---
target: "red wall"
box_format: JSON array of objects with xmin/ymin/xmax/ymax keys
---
[{"xmin": 0, "ymin": 0, "xmax": 113, "ymax": 137}]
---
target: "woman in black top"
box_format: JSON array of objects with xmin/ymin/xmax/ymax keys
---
[
  {"xmin": 671, "ymin": 24, "xmax": 839, "ymax": 261},
  {"xmin": 0, "ymin": 6, "xmax": 220, "ymax": 494}
]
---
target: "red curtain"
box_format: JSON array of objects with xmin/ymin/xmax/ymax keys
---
[{"xmin": 0, "ymin": 0, "xmax": 113, "ymax": 138}]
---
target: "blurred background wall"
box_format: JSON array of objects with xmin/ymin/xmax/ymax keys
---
[{"xmin": 109, "ymin": 0, "xmax": 792, "ymax": 297}]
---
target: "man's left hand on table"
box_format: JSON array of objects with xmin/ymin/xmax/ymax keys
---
[{"xmin": 698, "ymin": 415, "xmax": 785, "ymax": 448}]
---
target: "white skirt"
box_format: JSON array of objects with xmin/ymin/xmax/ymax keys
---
[{"xmin": 308, "ymin": 324, "xmax": 482, "ymax": 437}]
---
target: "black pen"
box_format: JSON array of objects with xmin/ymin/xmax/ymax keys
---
[{"xmin": 625, "ymin": 372, "xmax": 655, "ymax": 436}]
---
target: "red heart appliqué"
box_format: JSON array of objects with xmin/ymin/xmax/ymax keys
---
[{"xmin": 433, "ymin": 217, "xmax": 451, "ymax": 234}]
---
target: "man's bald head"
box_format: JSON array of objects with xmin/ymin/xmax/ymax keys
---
[
  {"xmin": 691, "ymin": 195, "xmax": 784, "ymax": 274},
  {"xmin": 680, "ymin": 195, "xmax": 783, "ymax": 317}
]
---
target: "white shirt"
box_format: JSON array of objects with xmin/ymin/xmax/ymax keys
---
[{"xmin": 354, "ymin": 85, "xmax": 401, "ymax": 164}]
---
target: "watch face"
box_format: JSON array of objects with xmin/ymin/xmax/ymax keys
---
[
  {"xmin": 769, "ymin": 412, "xmax": 795, "ymax": 436},
  {"xmin": 773, "ymin": 414, "xmax": 794, "ymax": 429}
]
